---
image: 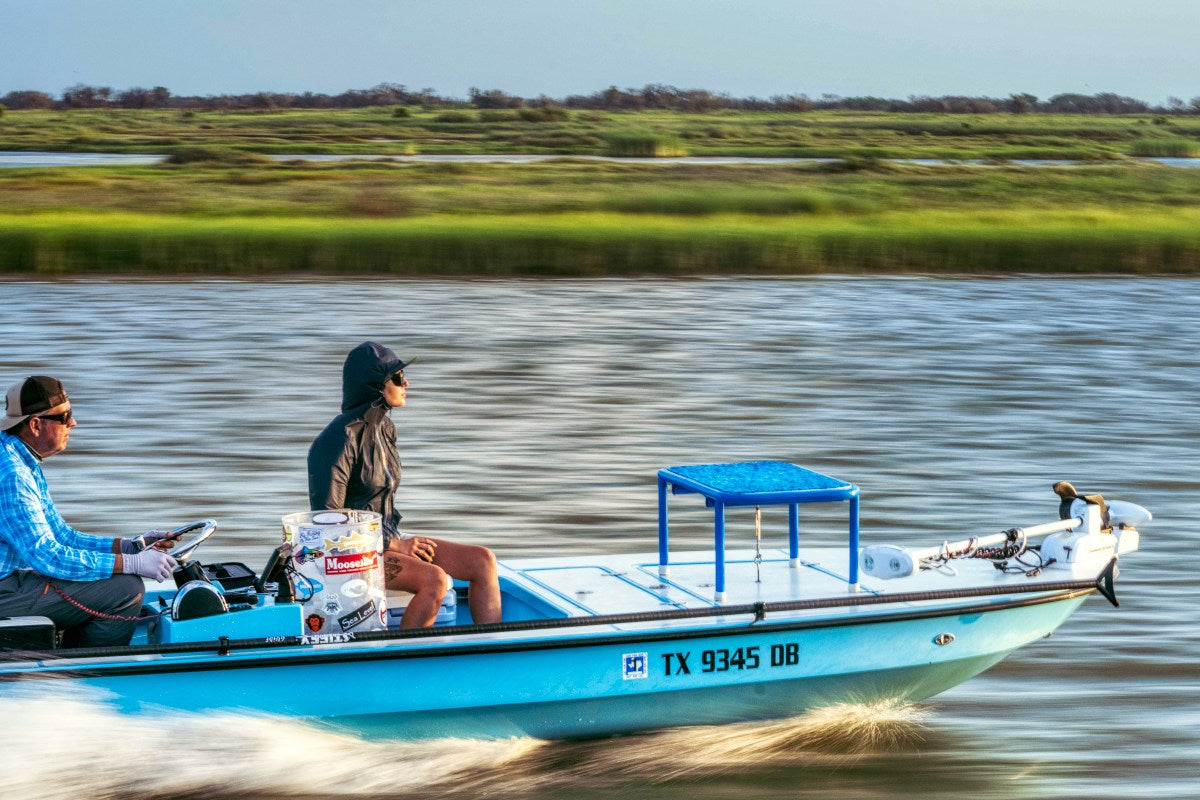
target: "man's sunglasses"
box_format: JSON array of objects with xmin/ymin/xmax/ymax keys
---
[
  {"xmin": 37, "ymin": 409, "xmax": 74, "ymax": 425},
  {"xmin": 389, "ymin": 370, "xmax": 406, "ymax": 386}
]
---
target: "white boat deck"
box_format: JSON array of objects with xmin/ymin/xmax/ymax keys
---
[{"xmin": 499, "ymin": 545, "xmax": 1055, "ymax": 621}]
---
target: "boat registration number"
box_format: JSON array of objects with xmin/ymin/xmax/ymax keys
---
[{"xmin": 657, "ymin": 644, "xmax": 801, "ymax": 676}]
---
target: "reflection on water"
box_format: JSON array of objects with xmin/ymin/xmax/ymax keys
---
[{"xmin": 1, "ymin": 277, "xmax": 1198, "ymax": 799}]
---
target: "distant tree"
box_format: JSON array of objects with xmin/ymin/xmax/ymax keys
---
[
  {"xmin": 600, "ymin": 85, "xmax": 632, "ymax": 109},
  {"xmin": 769, "ymin": 94, "xmax": 813, "ymax": 112},
  {"xmin": 909, "ymin": 96, "xmax": 948, "ymax": 113},
  {"xmin": 249, "ymin": 92, "xmax": 277, "ymax": 110},
  {"xmin": 679, "ymin": 89, "xmax": 730, "ymax": 112},
  {"xmin": 7, "ymin": 81, "xmax": 1189, "ymax": 116},
  {"xmin": 334, "ymin": 83, "xmax": 412, "ymax": 108},
  {"xmin": 0, "ymin": 90, "xmax": 54, "ymax": 109},
  {"xmin": 1044, "ymin": 92, "xmax": 1148, "ymax": 114},
  {"xmin": 116, "ymin": 86, "xmax": 172, "ymax": 108},
  {"xmin": 469, "ymin": 87, "xmax": 523, "ymax": 108},
  {"xmin": 61, "ymin": 84, "xmax": 113, "ymax": 108},
  {"xmin": 412, "ymin": 87, "xmax": 447, "ymax": 107},
  {"xmin": 1006, "ymin": 93, "xmax": 1038, "ymax": 113},
  {"xmin": 293, "ymin": 91, "xmax": 335, "ymax": 109},
  {"xmin": 838, "ymin": 96, "xmax": 891, "ymax": 111},
  {"xmin": 639, "ymin": 84, "xmax": 679, "ymax": 109}
]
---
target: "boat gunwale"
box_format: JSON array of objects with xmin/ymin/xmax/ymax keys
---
[{"xmin": 0, "ymin": 584, "xmax": 1099, "ymax": 680}]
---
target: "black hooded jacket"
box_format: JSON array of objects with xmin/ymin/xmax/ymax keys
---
[{"xmin": 308, "ymin": 342, "xmax": 409, "ymax": 541}]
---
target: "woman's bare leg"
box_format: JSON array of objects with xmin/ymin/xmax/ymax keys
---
[
  {"xmin": 428, "ymin": 539, "xmax": 501, "ymax": 624},
  {"xmin": 384, "ymin": 552, "xmax": 449, "ymax": 629}
]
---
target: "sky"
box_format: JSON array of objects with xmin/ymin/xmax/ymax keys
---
[{"xmin": 3, "ymin": 0, "xmax": 1199, "ymax": 104}]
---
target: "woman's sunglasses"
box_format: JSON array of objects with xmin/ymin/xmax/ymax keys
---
[{"xmin": 389, "ymin": 370, "xmax": 406, "ymax": 386}]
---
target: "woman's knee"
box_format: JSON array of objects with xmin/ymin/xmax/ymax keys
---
[
  {"xmin": 413, "ymin": 563, "xmax": 450, "ymax": 596},
  {"xmin": 461, "ymin": 545, "xmax": 497, "ymax": 580},
  {"xmin": 472, "ymin": 545, "xmax": 497, "ymax": 569}
]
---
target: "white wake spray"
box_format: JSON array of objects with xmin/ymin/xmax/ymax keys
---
[{"xmin": 0, "ymin": 685, "xmax": 926, "ymax": 799}]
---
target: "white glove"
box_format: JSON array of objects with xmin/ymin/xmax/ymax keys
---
[
  {"xmin": 121, "ymin": 549, "xmax": 178, "ymax": 582},
  {"xmin": 120, "ymin": 530, "xmax": 176, "ymax": 554}
]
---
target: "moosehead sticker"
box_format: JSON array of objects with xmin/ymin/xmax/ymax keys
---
[{"xmin": 324, "ymin": 552, "xmax": 379, "ymax": 575}]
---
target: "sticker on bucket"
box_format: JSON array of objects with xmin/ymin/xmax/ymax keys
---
[
  {"xmin": 282, "ymin": 509, "xmax": 387, "ymax": 634},
  {"xmin": 339, "ymin": 600, "xmax": 378, "ymax": 632},
  {"xmin": 324, "ymin": 552, "xmax": 379, "ymax": 575}
]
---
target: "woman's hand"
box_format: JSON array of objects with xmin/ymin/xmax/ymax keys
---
[{"xmin": 392, "ymin": 536, "xmax": 437, "ymax": 563}]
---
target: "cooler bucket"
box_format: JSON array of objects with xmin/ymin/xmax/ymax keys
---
[{"xmin": 281, "ymin": 509, "xmax": 388, "ymax": 635}]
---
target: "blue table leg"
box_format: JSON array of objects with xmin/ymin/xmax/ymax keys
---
[
  {"xmin": 657, "ymin": 476, "xmax": 670, "ymax": 577},
  {"xmin": 789, "ymin": 503, "xmax": 799, "ymax": 567},
  {"xmin": 849, "ymin": 493, "xmax": 860, "ymax": 589},
  {"xmin": 714, "ymin": 500, "xmax": 726, "ymax": 601}
]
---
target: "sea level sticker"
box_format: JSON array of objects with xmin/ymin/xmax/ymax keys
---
[
  {"xmin": 622, "ymin": 652, "xmax": 648, "ymax": 680},
  {"xmin": 338, "ymin": 599, "xmax": 378, "ymax": 632}
]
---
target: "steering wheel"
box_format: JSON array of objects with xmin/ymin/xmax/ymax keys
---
[{"xmin": 164, "ymin": 519, "xmax": 217, "ymax": 564}]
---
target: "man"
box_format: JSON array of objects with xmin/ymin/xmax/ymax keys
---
[
  {"xmin": 0, "ymin": 376, "xmax": 178, "ymax": 648},
  {"xmin": 308, "ymin": 342, "xmax": 501, "ymax": 628}
]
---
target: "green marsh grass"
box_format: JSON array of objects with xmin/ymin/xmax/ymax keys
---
[
  {"xmin": 6, "ymin": 108, "xmax": 1200, "ymax": 159},
  {"xmin": 1130, "ymin": 138, "xmax": 1200, "ymax": 157},
  {"xmin": 602, "ymin": 133, "xmax": 688, "ymax": 157},
  {"xmin": 5, "ymin": 121, "xmax": 1200, "ymax": 274},
  {"xmin": 5, "ymin": 209, "xmax": 1200, "ymax": 276}
]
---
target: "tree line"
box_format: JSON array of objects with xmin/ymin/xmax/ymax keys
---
[{"xmin": 3, "ymin": 82, "xmax": 1199, "ymax": 115}]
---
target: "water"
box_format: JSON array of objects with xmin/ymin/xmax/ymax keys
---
[{"xmin": 1, "ymin": 276, "xmax": 1197, "ymax": 799}]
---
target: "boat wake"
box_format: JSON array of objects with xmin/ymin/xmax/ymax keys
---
[
  {"xmin": 492, "ymin": 700, "xmax": 929, "ymax": 791},
  {"xmin": 0, "ymin": 685, "xmax": 926, "ymax": 799}
]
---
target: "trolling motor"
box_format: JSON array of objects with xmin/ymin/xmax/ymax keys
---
[{"xmin": 860, "ymin": 482, "xmax": 1150, "ymax": 581}]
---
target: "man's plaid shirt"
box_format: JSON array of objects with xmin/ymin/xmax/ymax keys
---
[{"xmin": 0, "ymin": 431, "xmax": 116, "ymax": 580}]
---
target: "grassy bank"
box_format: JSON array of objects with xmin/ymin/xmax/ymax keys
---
[
  {"xmin": 4, "ymin": 107, "xmax": 1200, "ymax": 160},
  {"xmin": 4, "ymin": 109, "xmax": 1200, "ymax": 275},
  {"xmin": 6, "ymin": 209, "xmax": 1200, "ymax": 276},
  {"xmin": 6, "ymin": 158, "xmax": 1200, "ymax": 219}
]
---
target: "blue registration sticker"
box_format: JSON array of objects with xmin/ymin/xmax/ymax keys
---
[{"xmin": 622, "ymin": 652, "xmax": 648, "ymax": 680}]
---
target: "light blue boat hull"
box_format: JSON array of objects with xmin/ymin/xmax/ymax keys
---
[
  {"xmin": 0, "ymin": 461, "xmax": 1135, "ymax": 740},
  {"xmin": 27, "ymin": 591, "xmax": 1085, "ymax": 740}
]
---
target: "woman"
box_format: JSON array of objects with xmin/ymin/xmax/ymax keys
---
[{"xmin": 308, "ymin": 341, "xmax": 501, "ymax": 628}]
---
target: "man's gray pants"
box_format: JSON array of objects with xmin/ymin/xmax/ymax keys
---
[{"xmin": 0, "ymin": 570, "xmax": 145, "ymax": 647}]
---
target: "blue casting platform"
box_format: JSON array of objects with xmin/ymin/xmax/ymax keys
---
[{"xmin": 658, "ymin": 461, "xmax": 860, "ymax": 599}]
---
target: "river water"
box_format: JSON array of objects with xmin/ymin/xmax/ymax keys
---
[{"xmin": 1, "ymin": 277, "xmax": 1197, "ymax": 799}]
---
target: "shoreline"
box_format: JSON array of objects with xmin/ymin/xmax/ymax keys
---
[{"xmin": 4, "ymin": 211, "xmax": 1199, "ymax": 276}]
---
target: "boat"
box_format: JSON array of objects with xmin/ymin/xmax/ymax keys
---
[{"xmin": 0, "ymin": 461, "xmax": 1149, "ymax": 740}]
